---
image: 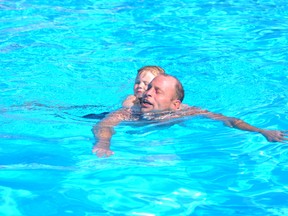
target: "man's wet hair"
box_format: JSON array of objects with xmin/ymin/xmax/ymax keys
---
[{"xmin": 160, "ymin": 74, "xmax": 184, "ymax": 102}]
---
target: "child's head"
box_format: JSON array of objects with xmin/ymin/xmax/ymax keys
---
[
  {"xmin": 137, "ymin": 66, "xmax": 165, "ymax": 76},
  {"xmin": 134, "ymin": 66, "xmax": 165, "ymax": 99}
]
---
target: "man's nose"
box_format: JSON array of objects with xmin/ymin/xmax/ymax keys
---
[{"xmin": 145, "ymin": 88, "xmax": 152, "ymax": 97}]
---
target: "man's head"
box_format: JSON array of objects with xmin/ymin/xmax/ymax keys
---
[{"xmin": 141, "ymin": 74, "xmax": 184, "ymax": 113}]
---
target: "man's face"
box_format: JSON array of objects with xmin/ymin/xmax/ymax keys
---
[{"xmin": 141, "ymin": 75, "xmax": 180, "ymax": 113}]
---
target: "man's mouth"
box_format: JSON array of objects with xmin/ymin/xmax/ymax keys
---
[{"xmin": 141, "ymin": 98, "xmax": 153, "ymax": 107}]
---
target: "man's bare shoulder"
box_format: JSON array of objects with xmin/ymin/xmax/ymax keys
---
[
  {"xmin": 180, "ymin": 104, "xmax": 209, "ymax": 115},
  {"xmin": 105, "ymin": 108, "xmax": 141, "ymax": 122},
  {"xmin": 106, "ymin": 108, "xmax": 130, "ymax": 119}
]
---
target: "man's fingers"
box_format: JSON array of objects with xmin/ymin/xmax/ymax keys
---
[
  {"xmin": 93, "ymin": 148, "xmax": 114, "ymax": 157},
  {"xmin": 97, "ymin": 152, "xmax": 105, "ymax": 158},
  {"xmin": 97, "ymin": 150, "xmax": 106, "ymax": 158}
]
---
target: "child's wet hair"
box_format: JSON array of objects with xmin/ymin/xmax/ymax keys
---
[{"xmin": 137, "ymin": 66, "xmax": 165, "ymax": 76}]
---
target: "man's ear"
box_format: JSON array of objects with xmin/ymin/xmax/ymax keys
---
[{"xmin": 172, "ymin": 99, "xmax": 181, "ymax": 110}]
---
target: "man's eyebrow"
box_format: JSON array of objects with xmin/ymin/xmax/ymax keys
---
[{"xmin": 155, "ymin": 86, "xmax": 163, "ymax": 92}]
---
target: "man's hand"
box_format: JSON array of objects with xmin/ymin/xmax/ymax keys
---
[
  {"xmin": 92, "ymin": 143, "xmax": 114, "ymax": 158},
  {"xmin": 91, "ymin": 108, "xmax": 130, "ymax": 158},
  {"xmin": 260, "ymin": 130, "xmax": 288, "ymax": 143}
]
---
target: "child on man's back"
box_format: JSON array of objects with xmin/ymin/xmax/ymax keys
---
[
  {"xmin": 82, "ymin": 66, "xmax": 165, "ymax": 119},
  {"xmin": 122, "ymin": 66, "xmax": 165, "ymax": 108}
]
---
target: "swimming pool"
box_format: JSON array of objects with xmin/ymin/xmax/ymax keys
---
[{"xmin": 1, "ymin": 0, "xmax": 288, "ymax": 215}]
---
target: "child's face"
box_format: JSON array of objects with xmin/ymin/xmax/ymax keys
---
[{"xmin": 134, "ymin": 71, "xmax": 156, "ymax": 98}]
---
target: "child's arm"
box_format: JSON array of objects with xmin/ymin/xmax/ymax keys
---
[{"xmin": 122, "ymin": 95, "xmax": 137, "ymax": 108}]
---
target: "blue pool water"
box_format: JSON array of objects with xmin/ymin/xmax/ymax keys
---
[{"xmin": 1, "ymin": 0, "xmax": 288, "ymax": 215}]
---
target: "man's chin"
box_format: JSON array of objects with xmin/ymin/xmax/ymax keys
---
[{"xmin": 140, "ymin": 106, "xmax": 152, "ymax": 113}]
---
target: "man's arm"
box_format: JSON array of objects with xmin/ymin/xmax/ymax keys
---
[
  {"xmin": 92, "ymin": 108, "xmax": 131, "ymax": 157},
  {"xmin": 184, "ymin": 107, "xmax": 288, "ymax": 142}
]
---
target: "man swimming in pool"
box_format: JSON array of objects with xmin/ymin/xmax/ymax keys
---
[
  {"xmin": 92, "ymin": 74, "xmax": 288, "ymax": 157},
  {"xmin": 82, "ymin": 65, "xmax": 165, "ymax": 119}
]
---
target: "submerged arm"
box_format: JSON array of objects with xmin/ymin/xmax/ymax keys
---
[
  {"xmin": 92, "ymin": 109, "xmax": 130, "ymax": 157},
  {"xmin": 184, "ymin": 107, "xmax": 287, "ymax": 142}
]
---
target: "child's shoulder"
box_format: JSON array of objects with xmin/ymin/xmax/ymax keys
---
[{"xmin": 122, "ymin": 95, "xmax": 137, "ymax": 108}]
